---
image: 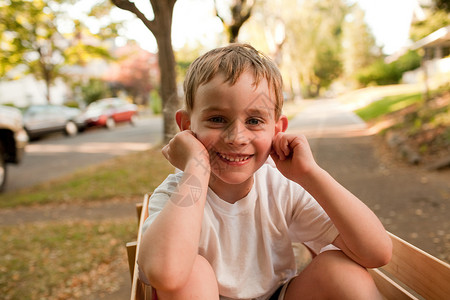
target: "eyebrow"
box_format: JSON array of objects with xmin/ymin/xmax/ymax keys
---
[
  {"xmin": 199, "ymin": 106, "xmax": 228, "ymax": 114},
  {"xmin": 200, "ymin": 106, "xmax": 274, "ymax": 118},
  {"xmin": 246, "ymin": 107, "xmax": 273, "ymax": 118}
]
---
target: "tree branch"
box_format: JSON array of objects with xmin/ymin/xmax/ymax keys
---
[
  {"xmin": 213, "ymin": 0, "xmax": 226, "ymax": 25},
  {"xmin": 110, "ymin": 0, "xmax": 156, "ymax": 33}
]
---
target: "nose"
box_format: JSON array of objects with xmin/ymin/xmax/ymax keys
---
[{"xmin": 222, "ymin": 119, "xmax": 250, "ymax": 146}]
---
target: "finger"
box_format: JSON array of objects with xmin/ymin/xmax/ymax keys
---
[
  {"xmin": 273, "ymin": 133, "xmax": 286, "ymax": 160},
  {"xmin": 281, "ymin": 135, "xmax": 291, "ymax": 157},
  {"xmin": 161, "ymin": 144, "xmax": 170, "ymax": 160}
]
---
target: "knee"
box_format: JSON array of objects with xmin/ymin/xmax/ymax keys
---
[{"xmin": 308, "ymin": 251, "xmax": 381, "ymax": 299}]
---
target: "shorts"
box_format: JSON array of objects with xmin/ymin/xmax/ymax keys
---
[{"xmin": 269, "ymin": 278, "xmax": 294, "ymax": 300}]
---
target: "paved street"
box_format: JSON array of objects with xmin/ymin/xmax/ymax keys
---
[{"xmin": 5, "ymin": 115, "xmax": 163, "ymax": 192}]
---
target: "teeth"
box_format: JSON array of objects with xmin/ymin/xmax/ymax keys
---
[{"xmin": 219, "ymin": 153, "xmax": 250, "ymax": 162}]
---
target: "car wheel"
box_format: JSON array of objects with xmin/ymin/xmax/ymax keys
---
[
  {"xmin": 64, "ymin": 121, "xmax": 78, "ymax": 137},
  {"xmin": 0, "ymin": 142, "xmax": 6, "ymax": 192},
  {"xmin": 106, "ymin": 117, "xmax": 116, "ymax": 130},
  {"xmin": 130, "ymin": 114, "xmax": 138, "ymax": 126}
]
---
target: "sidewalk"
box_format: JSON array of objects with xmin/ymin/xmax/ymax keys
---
[{"xmin": 287, "ymin": 98, "xmax": 450, "ymax": 263}]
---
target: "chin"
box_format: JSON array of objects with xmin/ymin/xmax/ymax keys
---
[{"xmin": 210, "ymin": 169, "xmax": 253, "ymax": 185}]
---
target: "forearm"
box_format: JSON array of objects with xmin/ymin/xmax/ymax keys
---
[
  {"xmin": 138, "ymin": 160, "xmax": 210, "ymax": 290},
  {"xmin": 297, "ymin": 167, "xmax": 392, "ymax": 267}
]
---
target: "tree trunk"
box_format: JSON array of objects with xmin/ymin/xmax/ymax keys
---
[
  {"xmin": 154, "ymin": 30, "xmax": 180, "ymax": 143},
  {"xmin": 111, "ymin": 0, "xmax": 180, "ymax": 143}
]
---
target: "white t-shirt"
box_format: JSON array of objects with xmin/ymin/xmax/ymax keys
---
[{"xmin": 142, "ymin": 163, "xmax": 339, "ymax": 300}]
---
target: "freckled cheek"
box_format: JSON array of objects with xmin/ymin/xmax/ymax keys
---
[
  {"xmin": 193, "ymin": 131, "xmax": 220, "ymax": 152},
  {"xmin": 255, "ymin": 134, "xmax": 274, "ymax": 155}
]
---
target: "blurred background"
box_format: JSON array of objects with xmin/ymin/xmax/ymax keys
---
[{"xmin": 0, "ymin": 0, "xmax": 449, "ymax": 299}]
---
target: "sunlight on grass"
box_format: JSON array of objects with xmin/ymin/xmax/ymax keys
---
[
  {"xmin": 0, "ymin": 219, "xmax": 136, "ymax": 300},
  {"xmin": 355, "ymin": 92, "xmax": 423, "ymax": 121},
  {"xmin": 0, "ymin": 147, "xmax": 174, "ymax": 208}
]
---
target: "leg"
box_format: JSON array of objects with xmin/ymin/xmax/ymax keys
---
[
  {"xmin": 156, "ymin": 255, "xmax": 219, "ymax": 300},
  {"xmin": 284, "ymin": 250, "xmax": 382, "ymax": 300}
]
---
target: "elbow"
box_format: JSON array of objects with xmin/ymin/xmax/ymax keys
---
[
  {"xmin": 138, "ymin": 252, "xmax": 190, "ymax": 292},
  {"xmin": 379, "ymin": 237, "xmax": 393, "ymax": 266},
  {"xmin": 368, "ymin": 236, "xmax": 393, "ymax": 268}
]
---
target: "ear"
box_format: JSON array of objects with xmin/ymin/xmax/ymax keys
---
[
  {"xmin": 175, "ymin": 109, "xmax": 191, "ymax": 131},
  {"xmin": 275, "ymin": 114, "xmax": 288, "ymax": 134}
]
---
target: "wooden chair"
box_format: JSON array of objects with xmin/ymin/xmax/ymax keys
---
[
  {"xmin": 127, "ymin": 194, "xmax": 450, "ymax": 300},
  {"xmin": 126, "ymin": 194, "xmax": 154, "ymax": 300}
]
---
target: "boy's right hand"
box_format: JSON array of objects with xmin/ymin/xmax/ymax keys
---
[{"xmin": 162, "ymin": 130, "xmax": 210, "ymax": 172}]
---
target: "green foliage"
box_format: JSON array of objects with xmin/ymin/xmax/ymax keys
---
[
  {"xmin": 314, "ymin": 46, "xmax": 343, "ymax": 90},
  {"xmin": 355, "ymin": 51, "xmax": 421, "ymax": 87},
  {"xmin": 410, "ymin": 10, "xmax": 450, "ymax": 41},
  {"xmin": 175, "ymin": 43, "xmax": 204, "ymax": 82},
  {"xmin": 395, "ymin": 50, "xmax": 422, "ymax": 72},
  {"xmin": 280, "ymin": 0, "xmax": 350, "ymax": 97},
  {"xmin": 150, "ymin": 89, "xmax": 162, "ymax": 115},
  {"xmin": 341, "ymin": 4, "xmax": 379, "ymax": 77},
  {"xmin": 355, "ymin": 60, "xmax": 400, "ymax": 86},
  {"xmin": 80, "ymin": 78, "xmax": 112, "ymax": 105},
  {"xmin": 63, "ymin": 101, "xmax": 80, "ymax": 109},
  {"xmin": 0, "ymin": 0, "xmax": 122, "ymax": 102}
]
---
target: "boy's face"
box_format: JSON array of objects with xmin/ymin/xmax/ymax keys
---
[{"xmin": 187, "ymin": 71, "xmax": 287, "ymax": 193}]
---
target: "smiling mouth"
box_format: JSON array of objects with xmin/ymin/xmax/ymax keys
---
[{"xmin": 217, "ymin": 153, "xmax": 253, "ymax": 162}]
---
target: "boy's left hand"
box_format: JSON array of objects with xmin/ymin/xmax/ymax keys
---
[{"xmin": 270, "ymin": 133, "xmax": 319, "ymax": 183}]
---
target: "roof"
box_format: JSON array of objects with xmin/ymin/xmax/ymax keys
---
[{"xmin": 411, "ymin": 25, "xmax": 450, "ymax": 50}]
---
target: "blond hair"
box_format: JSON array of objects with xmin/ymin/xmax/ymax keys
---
[{"xmin": 183, "ymin": 44, "xmax": 283, "ymax": 119}]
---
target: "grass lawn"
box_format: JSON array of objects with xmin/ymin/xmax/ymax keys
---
[
  {"xmin": 355, "ymin": 92, "xmax": 423, "ymax": 121},
  {"xmin": 0, "ymin": 147, "xmax": 174, "ymax": 208},
  {"xmin": 0, "ymin": 147, "xmax": 174, "ymax": 299},
  {"xmin": 0, "ymin": 219, "xmax": 136, "ymax": 299},
  {"xmin": 354, "ymin": 85, "xmax": 449, "ymax": 162}
]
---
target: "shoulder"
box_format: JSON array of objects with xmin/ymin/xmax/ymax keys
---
[
  {"xmin": 255, "ymin": 163, "xmax": 296, "ymax": 191},
  {"xmin": 153, "ymin": 172, "xmax": 184, "ymax": 195},
  {"xmin": 255, "ymin": 163, "xmax": 314, "ymax": 209},
  {"xmin": 148, "ymin": 172, "xmax": 184, "ymax": 209}
]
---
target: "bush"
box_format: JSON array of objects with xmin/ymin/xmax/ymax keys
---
[
  {"xmin": 80, "ymin": 78, "xmax": 112, "ymax": 105},
  {"xmin": 395, "ymin": 50, "xmax": 421, "ymax": 73},
  {"xmin": 150, "ymin": 89, "xmax": 162, "ymax": 115},
  {"xmin": 356, "ymin": 50, "xmax": 421, "ymax": 87}
]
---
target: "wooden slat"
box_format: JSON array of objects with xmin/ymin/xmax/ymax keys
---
[
  {"xmin": 136, "ymin": 203, "xmax": 143, "ymax": 223},
  {"xmin": 383, "ymin": 232, "xmax": 450, "ymax": 299},
  {"xmin": 368, "ymin": 268, "xmax": 417, "ymax": 300},
  {"xmin": 130, "ymin": 194, "xmax": 152, "ymax": 300},
  {"xmin": 126, "ymin": 241, "xmax": 137, "ymax": 280}
]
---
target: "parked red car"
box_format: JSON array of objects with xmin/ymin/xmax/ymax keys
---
[{"xmin": 83, "ymin": 98, "xmax": 138, "ymax": 129}]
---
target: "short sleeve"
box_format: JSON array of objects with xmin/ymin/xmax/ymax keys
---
[
  {"xmin": 287, "ymin": 188, "xmax": 339, "ymax": 254},
  {"xmin": 141, "ymin": 172, "xmax": 183, "ymax": 233}
]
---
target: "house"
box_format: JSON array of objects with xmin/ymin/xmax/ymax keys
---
[{"xmin": 402, "ymin": 25, "xmax": 450, "ymax": 84}]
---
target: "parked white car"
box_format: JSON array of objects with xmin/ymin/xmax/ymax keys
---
[{"xmin": 0, "ymin": 105, "xmax": 28, "ymax": 192}]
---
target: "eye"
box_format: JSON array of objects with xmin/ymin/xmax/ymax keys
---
[
  {"xmin": 208, "ymin": 116, "xmax": 226, "ymax": 123},
  {"xmin": 246, "ymin": 118, "xmax": 263, "ymax": 126}
]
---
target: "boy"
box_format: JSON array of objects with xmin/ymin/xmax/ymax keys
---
[{"xmin": 138, "ymin": 44, "xmax": 392, "ymax": 300}]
